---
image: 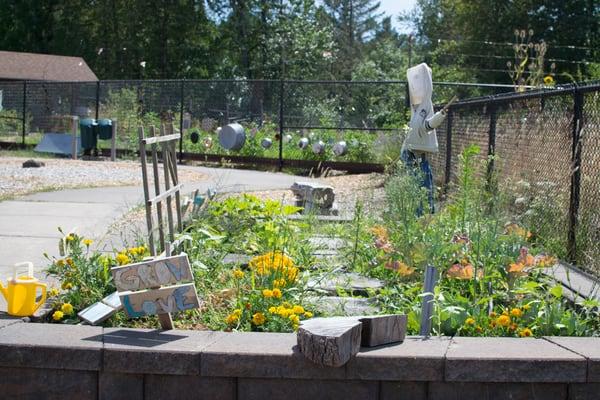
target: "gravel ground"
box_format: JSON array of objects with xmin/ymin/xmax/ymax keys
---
[{"xmin": 0, "ymin": 157, "xmax": 207, "ymax": 200}]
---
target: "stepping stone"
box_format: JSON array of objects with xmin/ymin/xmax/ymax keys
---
[
  {"xmin": 307, "ymin": 272, "xmax": 384, "ymax": 296},
  {"xmin": 308, "ymin": 236, "xmax": 347, "ymax": 250},
  {"xmin": 222, "ymin": 254, "xmax": 252, "ymax": 268},
  {"xmin": 305, "ymin": 296, "xmax": 380, "ymax": 316},
  {"xmin": 291, "ymin": 181, "xmax": 335, "ymax": 208},
  {"xmin": 297, "ymin": 314, "xmax": 407, "ymax": 367},
  {"xmin": 288, "ymin": 214, "xmax": 353, "ymax": 223}
]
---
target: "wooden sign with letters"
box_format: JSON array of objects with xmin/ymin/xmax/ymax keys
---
[{"xmin": 111, "ymin": 254, "xmax": 200, "ymax": 319}]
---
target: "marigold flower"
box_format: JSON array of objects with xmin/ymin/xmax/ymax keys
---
[
  {"xmin": 510, "ymin": 308, "xmax": 523, "ymax": 318},
  {"xmin": 52, "ymin": 310, "xmax": 64, "ymax": 321},
  {"xmin": 465, "ymin": 317, "xmax": 475, "ymax": 326},
  {"xmin": 56, "ymin": 259, "xmax": 65, "ymax": 267},
  {"xmin": 292, "ymin": 305, "xmax": 304, "ymax": 314},
  {"xmin": 49, "ymin": 288, "xmax": 60, "ymax": 297},
  {"xmin": 252, "ymin": 312, "xmax": 266, "ymax": 325},
  {"xmin": 523, "ymin": 304, "xmax": 531, "ymax": 311},
  {"xmin": 66, "ymin": 235, "xmax": 75, "ymax": 242},
  {"xmin": 489, "ymin": 312, "xmax": 497, "ymax": 318},
  {"xmin": 496, "ymin": 315, "xmax": 511, "ymax": 327},
  {"xmin": 519, "ymin": 328, "xmax": 533, "ymax": 337},
  {"xmin": 116, "ymin": 253, "xmax": 130, "ymax": 266},
  {"xmin": 272, "ymin": 288, "xmax": 282, "ymax": 298},
  {"xmin": 225, "ymin": 314, "xmax": 239, "ymax": 325},
  {"xmin": 509, "ymin": 323, "xmax": 518, "ymax": 331},
  {"xmin": 288, "ymin": 314, "xmax": 300, "ymax": 325},
  {"xmin": 83, "ymin": 239, "xmax": 93, "ymax": 246},
  {"xmin": 61, "ymin": 282, "xmax": 73, "ymax": 290},
  {"xmin": 303, "ymin": 311, "xmax": 313, "ymax": 318},
  {"xmin": 273, "ymin": 278, "xmax": 286, "ymax": 288},
  {"xmin": 262, "ymin": 289, "xmax": 273, "ymax": 298},
  {"xmin": 61, "ymin": 303, "xmax": 74, "ymax": 315},
  {"xmin": 66, "ymin": 258, "xmax": 74, "ymax": 267},
  {"xmin": 543, "ymin": 75, "xmax": 554, "ymax": 85},
  {"xmin": 268, "ymin": 306, "xmax": 277, "ymax": 314},
  {"xmin": 233, "ymin": 269, "xmax": 244, "ymax": 279},
  {"xmin": 475, "ymin": 326, "xmax": 483, "ymax": 333}
]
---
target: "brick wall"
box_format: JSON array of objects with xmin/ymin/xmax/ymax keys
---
[{"xmin": 0, "ymin": 319, "xmax": 599, "ymax": 400}]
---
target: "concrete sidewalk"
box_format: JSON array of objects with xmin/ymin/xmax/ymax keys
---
[{"xmin": 0, "ymin": 166, "xmax": 316, "ymax": 280}]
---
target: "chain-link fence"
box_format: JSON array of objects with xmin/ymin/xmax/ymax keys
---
[
  {"xmin": 0, "ymin": 79, "xmax": 511, "ymax": 171},
  {"xmin": 434, "ymin": 81, "xmax": 600, "ymax": 275}
]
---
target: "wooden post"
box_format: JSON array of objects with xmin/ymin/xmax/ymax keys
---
[
  {"xmin": 71, "ymin": 116, "xmax": 79, "ymax": 160},
  {"xmin": 110, "ymin": 119, "xmax": 117, "ymax": 161},
  {"xmin": 168, "ymin": 124, "xmax": 183, "ymax": 232},
  {"xmin": 160, "ymin": 124, "xmax": 175, "ymax": 242},
  {"xmin": 139, "ymin": 126, "xmax": 156, "ymax": 256},
  {"xmin": 419, "ymin": 265, "xmax": 438, "ymax": 337},
  {"xmin": 150, "ymin": 126, "xmax": 166, "ymax": 252},
  {"xmin": 156, "ymin": 241, "xmax": 174, "ymax": 330}
]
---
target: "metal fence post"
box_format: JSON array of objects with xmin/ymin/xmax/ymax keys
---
[
  {"xmin": 443, "ymin": 109, "xmax": 453, "ymax": 194},
  {"xmin": 21, "ymin": 81, "xmax": 27, "ymax": 148},
  {"xmin": 419, "ymin": 265, "xmax": 438, "ymax": 337},
  {"xmin": 486, "ymin": 104, "xmax": 497, "ymax": 190},
  {"xmin": 179, "ymin": 79, "xmax": 185, "ymax": 164},
  {"xmin": 567, "ymin": 88, "xmax": 584, "ymax": 263},
  {"xmin": 278, "ymin": 79, "xmax": 284, "ymax": 171}
]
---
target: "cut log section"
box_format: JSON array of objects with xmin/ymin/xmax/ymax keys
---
[{"xmin": 297, "ymin": 314, "xmax": 407, "ymax": 367}]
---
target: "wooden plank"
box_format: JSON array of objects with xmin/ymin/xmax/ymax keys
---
[
  {"xmin": 119, "ymin": 283, "xmax": 200, "ymax": 317},
  {"xmin": 142, "ymin": 133, "xmax": 181, "ymax": 145},
  {"xmin": 139, "ymin": 126, "xmax": 156, "ymax": 256},
  {"xmin": 161, "ymin": 124, "xmax": 175, "ymax": 242},
  {"xmin": 102, "ymin": 291, "xmax": 122, "ymax": 310},
  {"xmin": 78, "ymin": 301, "xmax": 117, "ymax": 325},
  {"xmin": 111, "ymin": 254, "xmax": 192, "ymax": 292},
  {"xmin": 150, "ymin": 125, "xmax": 165, "ymax": 253},
  {"xmin": 419, "ymin": 265, "xmax": 438, "ymax": 336},
  {"xmin": 147, "ymin": 184, "xmax": 183, "ymax": 205},
  {"xmin": 168, "ymin": 124, "xmax": 183, "ymax": 233}
]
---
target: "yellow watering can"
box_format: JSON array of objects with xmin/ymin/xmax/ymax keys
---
[{"xmin": 0, "ymin": 262, "xmax": 47, "ymax": 317}]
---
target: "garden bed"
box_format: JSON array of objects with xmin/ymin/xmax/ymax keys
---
[{"xmin": 39, "ymin": 145, "xmax": 600, "ymax": 339}]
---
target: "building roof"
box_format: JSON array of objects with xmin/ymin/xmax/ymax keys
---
[{"xmin": 0, "ymin": 51, "xmax": 97, "ymax": 81}]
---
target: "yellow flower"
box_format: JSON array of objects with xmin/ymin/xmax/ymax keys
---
[
  {"xmin": 262, "ymin": 289, "xmax": 273, "ymax": 298},
  {"xmin": 225, "ymin": 313, "xmax": 239, "ymax": 325},
  {"xmin": 83, "ymin": 239, "xmax": 93, "ymax": 246},
  {"xmin": 49, "ymin": 288, "xmax": 60, "ymax": 297},
  {"xmin": 116, "ymin": 253, "xmax": 130, "ymax": 266},
  {"xmin": 66, "ymin": 258, "xmax": 74, "ymax": 267},
  {"xmin": 61, "ymin": 303, "xmax": 74, "ymax": 315},
  {"xmin": 510, "ymin": 308, "xmax": 523, "ymax": 318},
  {"xmin": 523, "ymin": 304, "xmax": 531, "ymax": 311},
  {"xmin": 272, "ymin": 288, "xmax": 282, "ymax": 298},
  {"xmin": 268, "ymin": 306, "xmax": 277, "ymax": 314},
  {"xmin": 544, "ymin": 75, "xmax": 554, "ymax": 85},
  {"xmin": 52, "ymin": 310, "xmax": 64, "ymax": 321},
  {"xmin": 273, "ymin": 278, "xmax": 286, "ymax": 288},
  {"xmin": 61, "ymin": 282, "xmax": 73, "ymax": 290},
  {"xmin": 292, "ymin": 305, "xmax": 304, "ymax": 314},
  {"xmin": 496, "ymin": 315, "xmax": 511, "ymax": 327},
  {"xmin": 303, "ymin": 311, "xmax": 313, "ymax": 318},
  {"xmin": 465, "ymin": 317, "xmax": 476, "ymax": 326},
  {"xmin": 56, "ymin": 259, "xmax": 65, "ymax": 267},
  {"xmin": 293, "ymin": 323, "xmax": 299, "ymax": 331},
  {"xmin": 233, "ymin": 269, "xmax": 244, "ymax": 279},
  {"xmin": 66, "ymin": 235, "xmax": 75, "ymax": 242},
  {"xmin": 489, "ymin": 311, "xmax": 497, "ymax": 318},
  {"xmin": 519, "ymin": 328, "xmax": 533, "ymax": 337},
  {"xmin": 252, "ymin": 312, "xmax": 266, "ymax": 325},
  {"xmin": 276, "ymin": 306, "xmax": 290, "ymax": 317},
  {"xmin": 249, "ymin": 251, "xmax": 298, "ymax": 282},
  {"xmin": 288, "ymin": 314, "xmax": 300, "ymax": 325}
]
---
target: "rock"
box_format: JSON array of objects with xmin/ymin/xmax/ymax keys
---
[
  {"xmin": 307, "ymin": 272, "xmax": 384, "ymax": 296},
  {"xmin": 22, "ymin": 159, "xmax": 45, "ymax": 168},
  {"xmin": 291, "ymin": 181, "xmax": 335, "ymax": 209},
  {"xmin": 308, "ymin": 236, "xmax": 348, "ymax": 250},
  {"xmin": 304, "ymin": 296, "xmax": 380, "ymax": 316},
  {"xmin": 222, "ymin": 254, "xmax": 252, "ymax": 268}
]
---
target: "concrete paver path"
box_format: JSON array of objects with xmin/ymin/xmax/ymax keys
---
[{"xmin": 0, "ymin": 166, "xmax": 315, "ymax": 289}]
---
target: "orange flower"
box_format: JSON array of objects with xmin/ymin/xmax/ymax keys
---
[
  {"xmin": 384, "ymin": 260, "xmax": 415, "ymax": 276},
  {"xmin": 496, "ymin": 315, "xmax": 511, "ymax": 327},
  {"xmin": 369, "ymin": 226, "xmax": 389, "ymax": 241},
  {"xmin": 519, "ymin": 328, "xmax": 533, "ymax": 337},
  {"xmin": 507, "ymin": 262, "xmax": 528, "ymax": 276},
  {"xmin": 447, "ymin": 263, "xmax": 482, "ymax": 280}
]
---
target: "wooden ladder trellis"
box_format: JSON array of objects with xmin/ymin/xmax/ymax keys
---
[{"xmin": 138, "ymin": 123, "xmax": 184, "ymax": 330}]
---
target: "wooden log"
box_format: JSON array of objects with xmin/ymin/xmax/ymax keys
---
[
  {"xmin": 297, "ymin": 314, "xmax": 407, "ymax": 367},
  {"xmin": 297, "ymin": 316, "xmax": 362, "ymax": 368},
  {"xmin": 359, "ymin": 314, "xmax": 407, "ymax": 347}
]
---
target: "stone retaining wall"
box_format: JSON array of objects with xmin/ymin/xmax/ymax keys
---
[{"xmin": 0, "ymin": 318, "xmax": 599, "ymax": 400}]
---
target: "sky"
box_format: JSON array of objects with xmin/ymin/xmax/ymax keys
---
[{"xmin": 378, "ymin": 0, "xmax": 417, "ymax": 33}]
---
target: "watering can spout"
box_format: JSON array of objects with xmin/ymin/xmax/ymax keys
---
[{"xmin": 0, "ymin": 281, "xmax": 7, "ymax": 302}]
